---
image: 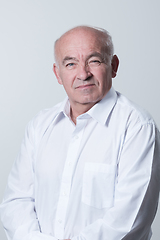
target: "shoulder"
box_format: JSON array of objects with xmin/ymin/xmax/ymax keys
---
[
  {"xmin": 115, "ymin": 91, "xmax": 155, "ymax": 126},
  {"xmin": 33, "ymin": 101, "xmax": 63, "ymax": 126},
  {"xmin": 113, "ymin": 92, "xmax": 160, "ymax": 149},
  {"xmin": 26, "ymin": 100, "xmax": 65, "ymax": 140}
]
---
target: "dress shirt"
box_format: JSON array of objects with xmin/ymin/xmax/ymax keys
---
[{"xmin": 0, "ymin": 87, "xmax": 160, "ymax": 240}]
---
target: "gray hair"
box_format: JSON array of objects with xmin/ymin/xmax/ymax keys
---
[{"xmin": 54, "ymin": 25, "xmax": 114, "ymax": 65}]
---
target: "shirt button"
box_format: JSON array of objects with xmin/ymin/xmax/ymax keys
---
[
  {"xmin": 58, "ymin": 219, "xmax": 62, "ymax": 224},
  {"xmin": 73, "ymin": 135, "xmax": 79, "ymax": 141},
  {"xmin": 63, "ymin": 191, "xmax": 67, "ymax": 196},
  {"xmin": 68, "ymin": 161, "xmax": 72, "ymax": 166}
]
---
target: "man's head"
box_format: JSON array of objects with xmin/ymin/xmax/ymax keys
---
[{"xmin": 53, "ymin": 26, "xmax": 119, "ymax": 116}]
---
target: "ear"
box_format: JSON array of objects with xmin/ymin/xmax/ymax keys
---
[
  {"xmin": 53, "ymin": 63, "xmax": 63, "ymax": 85},
  {"xmin": 111, "ymin": 55, "xmax": 119, "ymax": 78}
]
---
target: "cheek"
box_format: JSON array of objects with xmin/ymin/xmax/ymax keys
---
[
  {"xmin": 62, "ymin": 72, "xmax": 77, "ymax": 88},
  {"xmin": 95, "ymin": 72, "xmax": 107, "ymax": 85},
  {"xmin": 96, "ymin": 72, "xmax": 112, "ymax": 91},
  {"xmin": 60, "ymin": 76, "xmax": 74, "ymax": 92}
]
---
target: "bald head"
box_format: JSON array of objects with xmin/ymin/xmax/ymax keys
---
[{"xmin": 54, "ymin": 26, "xmax": 114, "ymax": 66}]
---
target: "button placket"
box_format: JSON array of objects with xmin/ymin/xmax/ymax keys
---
[{"xmin": 54, "ymin": 119, "xmax": 87, "ymax": 238}]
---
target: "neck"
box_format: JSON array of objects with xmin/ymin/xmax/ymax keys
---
[{"xmin": 70, "ymin": 102, "xmax": 95, "ymax": 125}]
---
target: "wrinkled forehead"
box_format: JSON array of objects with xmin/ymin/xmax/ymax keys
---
[{"xmin": 55, "ymin": 29, "xmax": 105, "ymax": 63}]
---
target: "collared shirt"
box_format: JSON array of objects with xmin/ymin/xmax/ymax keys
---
[{"xmin": 0, "ymin": 87, "xmax": 160, "ymax": 240}]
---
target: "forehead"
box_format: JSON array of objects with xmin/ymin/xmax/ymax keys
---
[{"xmin": 56, "ymin": 29, "xmax": 103, "ymax": 61}]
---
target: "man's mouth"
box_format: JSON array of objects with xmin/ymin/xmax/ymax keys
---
[{"xmin": 75, "ymin": 84, "xmax": 95, "ymax": 89}]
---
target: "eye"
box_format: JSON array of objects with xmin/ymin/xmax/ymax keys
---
[
  {"xmin": 65, "ymin": 62, "xmax": 77, "ymax": 69},
  {"xmin": 66, "ymin": 63, "xmax": 74, "ymax": 67},
  {"xmin": 88, "ymin": 59, "xmax": 102, "ymax": 67}
]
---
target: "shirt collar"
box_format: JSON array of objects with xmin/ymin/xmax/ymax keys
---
[
  {"xmin": 55, "ymin": 87, "xmax": 117, "ymax": 125},
  {"xmin": 52, "ymin": 97, "xmax": 71, "ymax": 123},
  {"xmin": 87, "ymin": 87, "xmax": 118, "ymax": 125}
]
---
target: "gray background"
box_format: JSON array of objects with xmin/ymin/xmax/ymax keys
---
[{"xmin": 0, "ymin": 0, "xmax": 160, "ymax": 239}]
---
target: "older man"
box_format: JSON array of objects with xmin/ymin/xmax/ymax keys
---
[{"xmin": 0, "ymin": 26, "xmax": 160, "ymax": 240}]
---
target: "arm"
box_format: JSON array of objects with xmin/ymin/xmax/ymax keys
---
[
  {"xmin": 0, "ymin": 120, "xmax": 58, "ymax": 240},
  {"xmin": 72, "ymin": 123, "xmax": 160, "ymax": 240}
]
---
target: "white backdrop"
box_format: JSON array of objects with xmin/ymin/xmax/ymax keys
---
[{"xmin": 0, "ymin": 0, "xmax": 160, "ymax": 239}]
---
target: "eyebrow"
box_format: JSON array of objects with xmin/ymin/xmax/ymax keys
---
[
  {"xmin": 62, "ymin": 57, "xmax": 78, "ymax": 65},
  {"xmin": 62, "ymin": 52, "xmax": 104, "ymax": 65},
  {"xmin": 86, "ymin": 52, "xmax": 103, "ymax": 60}
]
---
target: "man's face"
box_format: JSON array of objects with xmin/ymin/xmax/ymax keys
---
[{"xmin": 53, "ymin": 29, "xmax": 118, "ymax": 111}]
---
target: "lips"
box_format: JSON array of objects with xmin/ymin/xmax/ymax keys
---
[{"xmin": 75, "ymin": 83, "xmax": 95, "ymax": 89}]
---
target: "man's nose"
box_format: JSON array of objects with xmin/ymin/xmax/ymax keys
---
[{"xmin": 76, "ymin": 64, "xmax": 92, "ymax": 80}]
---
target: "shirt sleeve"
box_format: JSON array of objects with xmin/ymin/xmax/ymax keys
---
[
  {"xmin": 72, "ymin": 122, "xmax": 160, "ymax": 240},
  {"xmin": 0, "ymin": 120, "xmax": 58, "ymax": 240}
]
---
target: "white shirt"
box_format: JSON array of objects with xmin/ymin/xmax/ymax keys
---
[{"xmin": 1, "ymin": 87, "xmax": 160, "ymax": 240}]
